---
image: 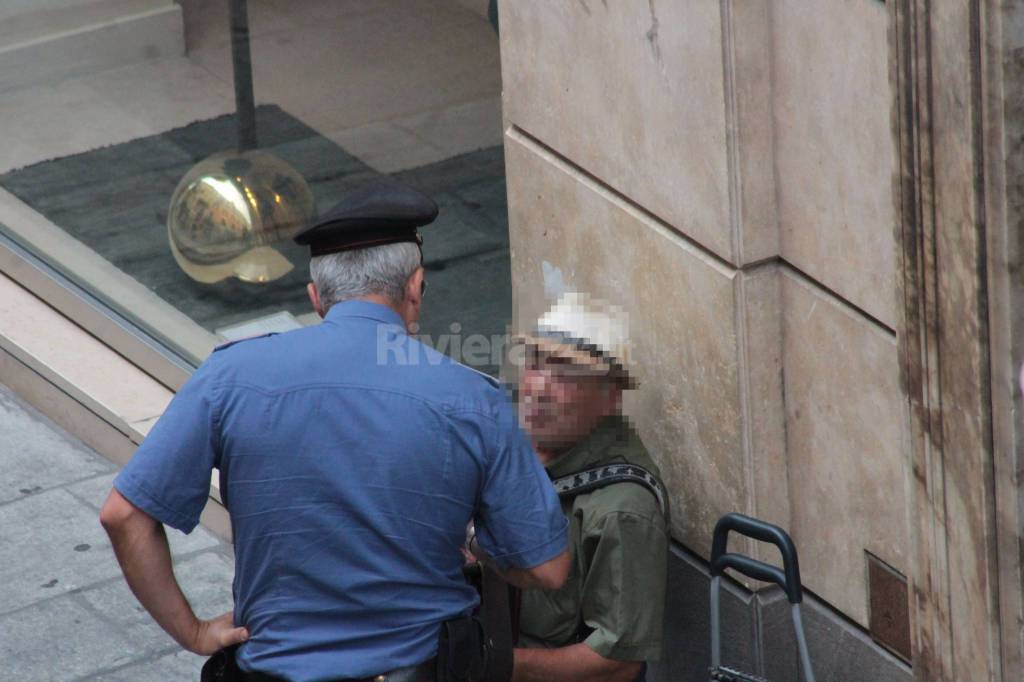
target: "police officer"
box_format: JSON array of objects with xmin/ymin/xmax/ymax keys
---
[{"xmin": 100, "ymin": 181, "xmax": 570, "ymax": 682}]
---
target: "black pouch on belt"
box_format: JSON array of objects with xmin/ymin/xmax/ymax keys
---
[
  {"xmin": 437, "ymin": 615, "xmax": 487, "ymax": 682},
  {"xmin": 201, "ymin": 644, "xmax": 241, "ymax": 682},
  {"xmin": 478, "ymin": 566, "xmax": 514, "ymax": 682}
]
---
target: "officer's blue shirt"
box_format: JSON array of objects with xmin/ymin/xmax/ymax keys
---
[{"xmin": 114, "ymin": 301, "xmax": 568, "ymax": 681}]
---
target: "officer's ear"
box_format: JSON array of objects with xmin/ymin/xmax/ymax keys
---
[
  {"xmin": 404, "ymin": 267, "xmax": 425, "ymax": 308},
  {"xmin": 307, "ymin": 282, "xmax": 326, "ymax": 318}
]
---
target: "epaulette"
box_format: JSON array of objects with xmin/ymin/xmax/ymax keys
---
[
  {"xmin": 213, "ymin": 332, "xmax": 277, "ymax": 352},
  {"xmin": 455, "ymin": 362, "xmax": 502, "ymax": 389}
]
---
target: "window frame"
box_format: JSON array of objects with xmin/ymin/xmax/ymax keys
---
[{"xmin": 0, "ymin": 231, "xmax": 194, "ymax": 392}]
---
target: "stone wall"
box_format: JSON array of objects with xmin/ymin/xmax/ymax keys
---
[{"xmin": 499, "ymin": 0, "xmax": 911, "ymax": 677}]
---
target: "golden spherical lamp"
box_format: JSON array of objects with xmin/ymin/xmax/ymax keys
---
[{"xmin": 167, "ymin": 150, "xmax": 315, "ymax": 284}]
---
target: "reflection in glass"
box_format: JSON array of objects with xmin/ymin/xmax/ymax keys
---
[
  {"xmin": 167, "ymin": 150, "xmax": 314, "ymax": 284},
  {"xmin": 0, "ymin": 0, "xmax": 507, "ymax": 369}
]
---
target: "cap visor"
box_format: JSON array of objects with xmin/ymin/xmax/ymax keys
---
[{"xmin": 513, "ymin": 333, "xmax": 637, "ymax": 388}]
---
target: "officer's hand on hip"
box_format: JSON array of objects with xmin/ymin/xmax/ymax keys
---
[{"xmin": 188, "ymin": 611, "xmax": 250, "ymax": 656}]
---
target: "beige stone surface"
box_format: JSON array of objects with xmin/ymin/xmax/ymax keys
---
[
  {"xmin": 128, "ymin": 415, "xmax": 161, "ymax": 442},
  {"xmin": 0, "ymin": 0, "xmax": 502, "ymax": 173},
  {"xmin": 181, "ymin": 0, "xmax": 297, "ymax": 53},
  {"xmin": 499, "ymin": 0, "xmax": 733, "ymax": 261},
  {"xmin": 307, "ymin": 118, "xmax": 447, "ymax": 174},
  {"xmin": 0, "ymin": 188, "xmax": 219, "ymax": 364},
  {"xmin": 0, "ymin": 0, "xmax": 103, "ymax": 22},
  {"xmin": 73, "ymin": 56, "xmax": 234, "ymax": 140},
  {"xmin": 305, "ymin": 96, "xmax": 504, "ymax": 174},
  {"xmin": 0, "ymin": 0, "xmax": 502, "ymax": 172},
  {"xmin": 771, "ymin": 0, "xmax": 898, "ymax": 327},
  {"xmin": 0, "ymin": 56, "xmax": 232, "ymax": 173},
  {"xmin": 781, "ymin": 271, "xmax": 908, "ymax": 627},
  {"xmin": 0, "ymin": 275, "xmax": 230, "ymax": 541},
  {"xmin": 0, "ymin": 273, "xmax": 173, "ymax": 429},
  {"xmin": 0, "ymin": 0, "xmax": 174, "ymax": 44},
  {"xmin": 190, "ymin": 0, "xmax": 500, "ymax": 126},
  {"xmin": 739, "ymin": 266, "xmax": 789, "ymax": 548},
  {"xmin": 0, "ymin": 345, "xmax": 138, "ymax": 469},
  {"xmin": 0, "ymin": 0, "xmax": 184, "ymax": 95},
  {"xmin": 505, "ymin": 130, "xmax": 749, "ymax": 550},
  {"xmin": 392, "ymin": 96, "xmax": 503, "ymax": 160},
  {"xmin": 727, "ymin": 0, "xmax": 779, "ymax": 264}
]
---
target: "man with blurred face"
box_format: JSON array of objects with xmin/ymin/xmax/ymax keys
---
[{"xmin": 512, "ymin": 293, "xmax": 669, "ymax": 682}]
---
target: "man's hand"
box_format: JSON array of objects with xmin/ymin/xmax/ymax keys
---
[{"xmin": 189, "ymin": 611, "xmax": 250, "ymax": 656}]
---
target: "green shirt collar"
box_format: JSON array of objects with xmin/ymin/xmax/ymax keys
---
[{"xmin": 544, "ymin": 415, "xmax": 632, "ymax": 479}]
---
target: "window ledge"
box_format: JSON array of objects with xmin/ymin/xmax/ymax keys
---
[{"xmin": 0, "ymin": 272, "xmax": 229, "ymax": 539}]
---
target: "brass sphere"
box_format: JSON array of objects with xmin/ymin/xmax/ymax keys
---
[{"xmin": 167, "ymin": 150, "xmax": 315, "ymax": 284}]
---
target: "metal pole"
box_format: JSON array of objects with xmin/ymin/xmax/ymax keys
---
[
  {"xmin": 791, "ymin": 604, "xmax": 816, "ymax": 682},
  {"xmin": 710, "ymin": 576, "xmax": 722, "ymax": 670},
  {"xmin": 230, "ymin": 0, "xmax": 257, "ymax": 151}
]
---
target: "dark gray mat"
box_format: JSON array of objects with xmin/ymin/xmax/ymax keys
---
[{"xmin": 0, "ymin": 106, "xmax": 511, "ymax": 374}]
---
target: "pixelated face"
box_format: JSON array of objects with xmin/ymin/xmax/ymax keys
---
[{"xmin": 518, "ymin": 345, "xmax": 618, "ymax": 451}]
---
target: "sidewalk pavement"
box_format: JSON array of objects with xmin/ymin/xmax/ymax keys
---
[{"xmin": 0, "ymin": 384, "xmax": 235, "ymax": 681}]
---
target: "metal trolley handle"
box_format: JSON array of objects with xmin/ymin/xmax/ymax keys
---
[{"xmin": 708, "ymin": 513, "xmax": 815, "ymax": 682}]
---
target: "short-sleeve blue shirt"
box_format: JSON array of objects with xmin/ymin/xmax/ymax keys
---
[{"xmin": 114, "ymin": 301, "xmax": 567, "ymax": 681}]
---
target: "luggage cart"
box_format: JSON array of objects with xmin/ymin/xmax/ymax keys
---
[{"xmin": 708, "ymin": 513, "xmax": 815, "ymax": 682}]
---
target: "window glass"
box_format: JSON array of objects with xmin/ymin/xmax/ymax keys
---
[{"xmin": 0, "ymin": 0, "xmax": 507, "ymax": 374}]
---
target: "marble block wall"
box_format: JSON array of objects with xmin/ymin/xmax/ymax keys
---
[{"xmin": 499, "ymin": 0, "xmax": 909, "ymax": 662}]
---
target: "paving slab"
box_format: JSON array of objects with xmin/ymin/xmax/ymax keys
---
[
  {"xmin": 77, "ymin": 552, "xmax": 236, "ymax": 650},
  {"xmin": 0, "ymin": 591, "xmax": 153, "ymax": 681},
  {"xmin": 0, "ymin": 488, "xmax": 124, "ymax": 614},
  {"xmin": 89, "ymin": 649, "xmax": 207, "ymax": 682},
  {"xmin": 0, "ymin": 387, "xmax": 114, "ymax": 505},
  {"xmin": 0, "ymin": 384, "xmax": 236, "ymax": 680},
  {"xmin": 64, "ymin": 473, "xmax": 222, "ymax": 557}
]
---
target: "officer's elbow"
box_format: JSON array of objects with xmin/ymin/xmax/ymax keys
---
[
  {"xmin": 530, "ymin": 549, "xmax": 571, "ymax": 590},
  {"xmin": 99, "ymin": 488, "xmax": 140, "ymax": 533}
]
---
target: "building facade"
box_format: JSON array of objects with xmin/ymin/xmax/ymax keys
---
[
  {"xmin": 0, "ymin": 1, "xmax": 1020, "ymax": 680},
  {"xmin": 498, "ymin": 1, "xmax": 1024, "ymax": 680}
]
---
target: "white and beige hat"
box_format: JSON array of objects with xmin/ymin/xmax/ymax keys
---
[{"xmin": 516, "ymin": 292, "xmax": 637, "ymax": 388}]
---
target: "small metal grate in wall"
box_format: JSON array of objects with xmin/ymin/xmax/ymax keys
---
[{"xmin": 866, "ymin": 551, "xmax": 911, "ymax": 663}]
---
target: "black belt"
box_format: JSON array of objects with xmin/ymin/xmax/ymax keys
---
[
  {"xmin": 202, "ymin": 645, "xmax": 436, "ymax": 682},
  {"xmin": 238, "ymin": 659, "xmax": 436, "ymax": 682}
]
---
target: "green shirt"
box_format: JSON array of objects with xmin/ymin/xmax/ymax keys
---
[{"xmin": 518, "ymin": 416, "xmax": 669, "ymax": 662}]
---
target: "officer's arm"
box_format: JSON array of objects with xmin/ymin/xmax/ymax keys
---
[
  {"xmin": 100, "ymin": 488, "xmax": 248, "ymax": 655},
  {"xmin": 489, "ymin": 547, "xmax": 570, "ymax": 591},
  {"xmin": 512, "ymin": 643, "xmax": 642, "ymax": 682}
]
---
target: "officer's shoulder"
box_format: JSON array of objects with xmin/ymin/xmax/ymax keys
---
[
  {"xmin": 427, "ymin": 361, "xmax": 514, "ymax": 420},
  {"xmin": 406, "ymin": 339, "xmax": 501, "ymax": 389},
  {"xmin": 212, "ymin": 332, "xmax": 278, "ymax": 353},
  {"xmin": 446, "ymin": 362, "xmax": 501, "ymax": 390}
]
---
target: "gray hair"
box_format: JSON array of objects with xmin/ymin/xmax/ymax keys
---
[{"xmin": 309, "ymin": 242, "xmax": 421, "ymax": 313}]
